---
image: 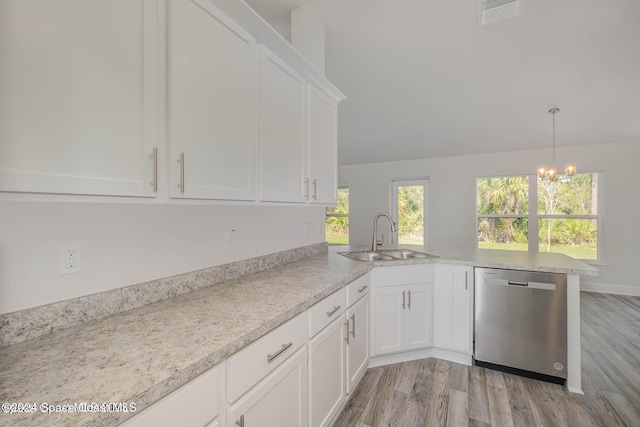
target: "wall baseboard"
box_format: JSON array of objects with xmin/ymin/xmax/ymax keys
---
[{"xmin": 581, "ymin": 281, "xmax": 640, "ymax": 297}]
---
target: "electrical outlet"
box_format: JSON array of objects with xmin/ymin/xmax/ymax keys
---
[
  {"xmin": 225, "ymin": 229, "xmax": 235, "ymax": 249},
  {"xmin": 60, "ymin": 244, "xmax": 82, "ymax": 275}
]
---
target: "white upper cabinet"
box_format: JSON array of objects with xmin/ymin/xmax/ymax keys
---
[
  {"xmin": 308, "ymin": 85, "xmax": 338, "ymax": 205},
  {"xmin": 168, "ymin": 0, "xmax": 257, "ymax": 200},
  {"xmin": 258, "ymin": 47, "xmax": 308, "ymax": 203},
  {"xmin": 0, "ymin": 0, "xmax": 159, "ymax": 197}
]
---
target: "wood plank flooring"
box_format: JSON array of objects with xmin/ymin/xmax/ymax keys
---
[{"xmin": 332, "ymin": 292, "xmax": 640, "ymax": 427}]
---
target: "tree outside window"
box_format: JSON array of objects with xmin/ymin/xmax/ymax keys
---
[
  {"xmin": 326, "ymin": 187, "xmax": 349, "ymax": 245},
  {"xmin": 477, "ymin": 173, "xmax": 600, "ymax": 261}
]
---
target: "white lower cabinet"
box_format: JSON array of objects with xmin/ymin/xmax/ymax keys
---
[
  {"xmin": 227, "ymin": 347, "xmax": 307, "ymax": 427},
  {"xmin": 345, "ymin": 293, "xmax": 369, "ymax": 393},
  {"xmin": 308, "ymin": 316, "xmax": 346, "ymax": 427},
  {"xmin": 371, "ymin": 265, "xmax": 434, "ymax": 356},
  {"xmin": 434, "ymin": 264, "xmax": 473, "ymax": 354},
  {"xmin": 120, "ymin": 363, "xmax": 223, "ymax": 427}
]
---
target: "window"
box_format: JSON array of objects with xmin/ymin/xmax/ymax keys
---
[
  {"xmin": 392, "ymin": 179, "xmax": 428, "ymax": 245},
  {"xmin": 477, "ymin": 176, "xmax": 529, "ymax": 251},
  {"xmin": 477, "ymin": 173, "xmax": 601, "ymax": 261},
  {"xmin": 326, "ymin": 186, "xmax": 349, "ymax": 245},
  {"xmin": 538, "ymin": 173, "xmax": 599, "ymax": 260}
]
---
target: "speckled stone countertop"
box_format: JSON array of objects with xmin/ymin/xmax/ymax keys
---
[{"xmin": 0, "ymin": 247, "xmax": 597, "ymax": 427}]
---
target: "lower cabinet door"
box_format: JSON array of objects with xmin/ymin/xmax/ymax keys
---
[
  {"xmin": 404, "ymin": 283, "xmax": 433, "ymax": 350},
  {"xmin": 227, "ymin": 347, "xmax": 307, "ymax": 427},
  {"xmin": 308, "ymin": 316, "xmax": 346, "ymax": 427},
  {"xmin": 371, "ymin": 286, "xmax": 405, "ymax": 355},
  {"xmin": 346, "ymin": 296, "xmax": 369, "ymax": 394}
]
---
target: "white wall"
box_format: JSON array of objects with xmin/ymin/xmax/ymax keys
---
[
  {"xmin": 339, "ymin": 141, "xmax": 640, "ymax": 292},
  {"xmin": 0, "ymin": 202, "xmax": 326, "ymax": 314}
]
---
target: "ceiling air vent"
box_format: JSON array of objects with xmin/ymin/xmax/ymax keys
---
[{"xmin": 479, "ymin": 0, "xmax": 522, "ymax": 25}]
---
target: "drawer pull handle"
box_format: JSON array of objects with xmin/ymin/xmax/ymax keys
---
[
  {"xmin": 149, "ymin": 147, "xmax": 158, "ymax": 192},
  {"xmin": 351, "ymin": 314, "xmax": 356, "ymax": 338},
  {"xmin": 236, "ymin": 415, "xmax": 244, "ymax": 426},
  {"xmin": 326, "ymin": 305, "xmax": 341, "ymax": 317},
  {"xmin": 267, "ymin": 342, "xmax": 293, "ymax": 362},
  {"xmin": 357, "ymin": 285, "xmax": 368, "ymax": 293},
  {"xmin": 344, "ymin": 321, "xmax": 350, "ymax": 344}
]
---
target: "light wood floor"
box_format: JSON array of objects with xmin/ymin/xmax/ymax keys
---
[{"xmin": 333, "ymin": 292, "xmax": 640, "ymax": 427}]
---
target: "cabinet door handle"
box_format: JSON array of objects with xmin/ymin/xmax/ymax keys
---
[
  {"xmin": 326, "ymin": 305, "xmax": 341, "ymax": 317},
  {"xmin": 266, "ymin": 342, "xmax": 292, "ymax": 362},
  {"xmin": 177, "ymin": 152, "xmax": 185, "ymax": 193},
  {"xmin": 312, "ymin": 178, "xmax": 317, "ymax": 200},
  {"xmin": 149, "ymin": 147, "xmax": 158, "ymax": 192},
  {"xmin": 357, "ymin": 285, "xmax": 368, "ymax": 293},
  {"xmin": 344, "ymin": 320, "xmax": 350, "ymax": 344},
  {"xmin": 304, "ymin": 178, "xmax": 310, "ymax": 200},
  {"xmin": 402, "ymin": 291, "xmax": 406, "ymax": 309},
  {"xmin": 235, "ymin": 415, "xmax": 244, "ymax": 426},
  {"xmin": 407, "ymin": 290, "xmax": 411, "ymax": 309},
  {"xmin": 350, "ymin": 314, "xmax": 356, "ymax": 338},
  {"xmin": 465, "ymin": 271, "xmax": 468, "ymax": 290}
]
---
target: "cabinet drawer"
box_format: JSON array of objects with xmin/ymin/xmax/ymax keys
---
[
  {"xmin": 374, "ymin": 265, "xmax": 434, "ymax": 287},
  {"xmin": 227, "ymin": 312, "xmax": 306, "ymax": 403},
  {"xmin": 307, "ymin": 288, "xmax": 346, "ymax": 338},
  {"xmin": 346, "ymin": 273, "xmax": 370, "ymax": 307},
  {"xmin": 120, "ymin": 364, "xmax": 220, "ymax": 427}
]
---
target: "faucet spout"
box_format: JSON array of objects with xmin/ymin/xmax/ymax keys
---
[{"xmin": 372, "ymin": 213, "xmax": 398, "ymax": 251}]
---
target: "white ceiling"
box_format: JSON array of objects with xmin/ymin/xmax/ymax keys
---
[{"xmin": 246, "ymin": 0, "xmax": 640, "ymax": 165}]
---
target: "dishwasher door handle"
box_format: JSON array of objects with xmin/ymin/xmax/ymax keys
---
[{"xmin": 507, "ymin": 280, "xmax": 529, "ymax": 286}]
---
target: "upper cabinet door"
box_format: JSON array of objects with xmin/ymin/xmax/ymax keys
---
[
  {"xmin": 308, "ymin": 85, "xmax": 338, "ymax": 205},
  {"xmin": 0, "ymin": 0, "xmax": 159, "ymax": 197},
  {"xmin": 259, "ymin": 47, "xmax": 308, "ymax": 203},
  {"xmin": 168, "ymin": 0, "xmax": 257, "ymax": 200}
]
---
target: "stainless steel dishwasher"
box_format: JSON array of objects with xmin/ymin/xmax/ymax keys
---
[{"xmin": 474, "ymin": 267, "xmax": 567, "ymax": 383}]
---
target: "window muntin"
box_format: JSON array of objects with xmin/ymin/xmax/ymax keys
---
[{"xmin": 326, "ymin": 186, "xmax": 349, "ymax": 245}]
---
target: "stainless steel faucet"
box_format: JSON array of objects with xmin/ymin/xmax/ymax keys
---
[{"xmin": 371, "ymin": 213, "xmax": 398, "ymax": 251}]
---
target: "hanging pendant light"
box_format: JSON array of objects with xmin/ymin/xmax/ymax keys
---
[{"xmin": 537, "ymin": 108, "xmax": 576, "ymax": 182}]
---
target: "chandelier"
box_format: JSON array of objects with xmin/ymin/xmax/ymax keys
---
[{"xmin": 537, "ymin": 108, "xmax": 576, "ymax": 182}]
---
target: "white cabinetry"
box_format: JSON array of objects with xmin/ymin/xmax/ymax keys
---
[
  {"xmin": 258, "ymin": 47, "xmax": 307, "ymax": 203},
  {"xmin": 226, "ymin": 313, "xmax": 307, "ymax": 427},
  {"xmin": 120, "ymin": 363, "xmax": 223, "ymax": 427},
  {"xmin": 0, "ymin": 0, "xmax": 159, "ymax": 197},
  {"xmin": 168, "ymin": 0, "xmax": 257, "ymax": 200},
  {"xmin": 307, "ymin": 85, "xmax": 338, "ymax": 205},
  {"xmin": 307, "ymin": 288, "xmax": 346, "ymax": 427},
  {"xmin": 227, "ymin": 347, "xmax": 307, "ymax": 427},
  {"xmin": 434, "ymin": 264, "xmax": 473, "ymax": 354},
  {"xmin": 371, "ymin": 266, "xmax": 434, "ymax": 356},
  {"xmin": 345, "ymin": 287, "xmax": 369, "ymax": 393}
]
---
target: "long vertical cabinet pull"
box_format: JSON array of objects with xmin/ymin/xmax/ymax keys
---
[
  {"xmin": 344, "ymin": 320, "xmax": 350, "ymax": 344},
  {"xmin": 177, "ymin": 152, "xmax": 185, "ymax": 193},
  {"xmin": 304, "ymin": 178, "xmax": 310, "ymax": 200},
  {"xmin": 350, "ymin": 314, "xmax": 356, "ymax": 338},
  {"xmin": 312, "ymin": 178, "xmax": 317, "ymax": 200},
  {"xmin": 407, "ymin": 290, "xmax": 411, "ymax": 309},
  {"xmin": 465, "ymin": 271, "xmax": 468, "ymax": 290},
  {"xmin": 149, "ymin": 147, "xmax": 158, "ymax": 192},
  {"xmin": 402, "ymin": 291, "xmax": 406, "ymax": 309},
  {"xmin": 235, "ymin": 415, "xmax": 244, "ymax": 426}
]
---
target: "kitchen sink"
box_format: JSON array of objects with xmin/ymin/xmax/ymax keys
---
[
  {"xmin": 339, "ymin": 249, "xmax": 437, "ymax": 262},
  {"xmin": 377, "ymin": 249, "xmax": 434, "ymax": 259},
  {"xmin": 338, "ymin": 251, "xmax": 395, "ymax": 261}
]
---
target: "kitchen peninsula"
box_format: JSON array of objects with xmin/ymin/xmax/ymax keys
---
[{"xmin": 0, "ymin": 246, "xmax": 597, "ymax": 427}]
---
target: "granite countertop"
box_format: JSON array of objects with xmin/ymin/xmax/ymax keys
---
[{"xmin": 0, "ymin": 246, "xmax": 598, "ymax": 427}]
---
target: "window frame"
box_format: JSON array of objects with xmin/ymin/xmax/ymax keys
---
[
  {"xmin": 325, "ymin": 184, "xmax": 349, "ymax": 245},
  {"xmin": 475, "ymin": 172, "xmax": 604, "ymax": 264},
  {"xmin": 391, "ymin": 177, "xmax": 429, "ymax": 246}
]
